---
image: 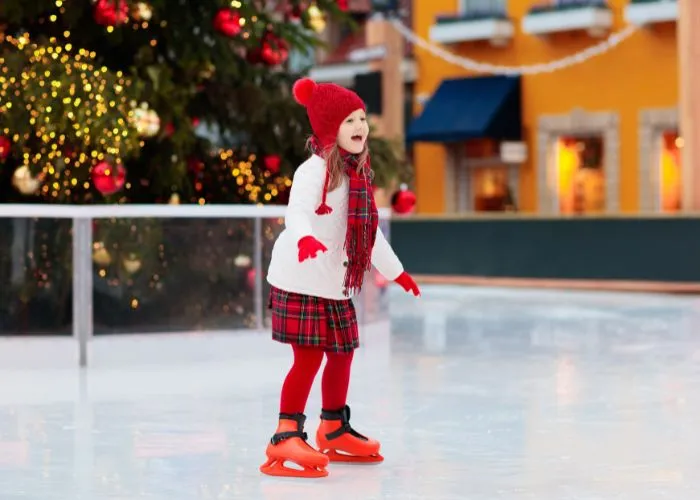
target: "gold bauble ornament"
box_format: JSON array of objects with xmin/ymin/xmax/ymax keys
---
[
  {"xmin": 122, "ymin": 253, "xmax": 142, "ymax": 274},
  {"xmin": 133, "ymin": 2, "xmax": 153, "ymax": 21},
  {"xmin": 92, "ymin": 242, "xmax": 112, "ymax": 266},
  {"xmin": 12, "ymin": 166, "xmax": 40, "ymax": 195},
  {"xmin": 131, "ymin": 102, "xmax": 160, "ymax": 137},
  {"xmin": 168, "ymin": 193, "xmax": 180, "ymax": 205},
  {"xmin": 308, "ymin": 3, "xmax": 326, "ymax": 33}
]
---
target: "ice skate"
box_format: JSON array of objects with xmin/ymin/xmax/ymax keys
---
[
  {"xmin": 260, "ymin": 413, "xmax": 330, "ymax": 478},
  {"xmin": 315, "ymin": 405, "xmax": 383, "ymax": 463}
]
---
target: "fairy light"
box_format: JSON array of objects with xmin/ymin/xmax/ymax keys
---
[
  {"xmin": 208, "ymin": 150, "xmax": 292, "ymax": 204},
  {"xmin": 0, "ymin": 32, "xmax": 140, "ymax": 201},
  {"xmin": 1, "ymin": 8, "xmax": 292, "ymax": 315}
]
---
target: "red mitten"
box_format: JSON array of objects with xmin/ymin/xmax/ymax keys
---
[
  {"xmin": 298, "ymin": 235, "xmax": 327, "ymax": 262},
  {"xmin": 395, "ymin": 271, "xmax": 420, "ymax": 296}
]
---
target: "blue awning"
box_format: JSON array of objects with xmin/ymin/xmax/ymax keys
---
[{"xmin": 406, "ymin": 75, "xmax": 521, "ymax": 143}]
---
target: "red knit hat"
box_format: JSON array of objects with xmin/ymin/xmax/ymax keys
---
[{"xmin": 292, "ymin": 77, "xmax": 366, "ymax": 149}]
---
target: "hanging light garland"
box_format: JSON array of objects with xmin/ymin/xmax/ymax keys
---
[{"xmin": 0, "ymin": 31, "xmax": 141, "ymax": 200}]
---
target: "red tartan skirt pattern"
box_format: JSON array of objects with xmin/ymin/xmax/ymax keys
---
[{"xmin": 269, "ymin": 286, "xmax": 359, "ymax": 353}]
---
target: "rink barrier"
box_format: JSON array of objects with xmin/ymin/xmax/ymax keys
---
[
  {"xmin": 0, "ymin": 205, "xmax": 392, "ymax": 367},
  {"xmin": 390, "ymin": 214, "xmax": 700, "ymax": 292}
]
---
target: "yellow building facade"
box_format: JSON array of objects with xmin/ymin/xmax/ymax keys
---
[{"xmin": 408, "ymin": 0, "xmax": 679, "ymax": 214}]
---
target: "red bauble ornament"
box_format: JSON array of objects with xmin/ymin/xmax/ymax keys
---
[
  {"xmin": 94, "ymin": 0, "xmax": 129, "ymax": 26},
  {"xmin": 246, "ymin": 268, "xmax": 256, "ymax": 290},
  {"xmin": 391, "ymin": 184, "xmax": 417, "ymax": 214},
  {"xmin": 0, "ymin": 136, "xmax": 11, "ymax": 160},
  {"xmin": 214, "ymin": 8, "xmax": 242, "ymax": 37},
  {"xmin": 260, "ymin": 33, "xmax": 289, "ymax": 66},
  {"xmin": 337, "ymin": 0, "xmax": 348, "ymax": 11},
  {"xmin": 92, "ymin": 161, "xmax": 126, "ymax": 195},
  {"xmin": 264, "ymin": 154, "xmax": 281, "ymax": 174}
]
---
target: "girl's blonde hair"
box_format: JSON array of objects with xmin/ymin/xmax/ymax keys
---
[{"xmin": 306, "ymin": 137, "xmax": 372, "ymax": 192}]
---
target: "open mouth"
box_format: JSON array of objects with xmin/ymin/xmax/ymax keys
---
[{"xmin": 351, "ymin": 135, "xmax": 363, "ymax": 142}]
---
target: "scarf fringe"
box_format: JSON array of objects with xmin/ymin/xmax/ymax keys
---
[{"xmin": 342, "ymin": 220, "xmax": 373, "ymax": 296}]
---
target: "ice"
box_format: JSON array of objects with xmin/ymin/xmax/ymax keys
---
[{"xmin": 0, "ymin": 285, "xmax": 698, "ymax": 499}]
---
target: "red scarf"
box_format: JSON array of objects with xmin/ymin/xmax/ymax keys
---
[{"xmin": 309, "ymin": 137, "xmax": 378, "ymax": 297}]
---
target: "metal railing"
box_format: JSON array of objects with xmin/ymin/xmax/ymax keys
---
[{"xmin": 0, "ymin": 204, "xmax": 392, "ymax": 367}]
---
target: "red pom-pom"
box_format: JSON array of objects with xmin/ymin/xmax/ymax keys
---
[{"xmin": 293, "ymin": 78, "xmax": 316, "ymax": 107}]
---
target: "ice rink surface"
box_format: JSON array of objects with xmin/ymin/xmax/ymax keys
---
[{"xmin": 0, "ymin": 284, "xmax": 699, "ymax": 499}]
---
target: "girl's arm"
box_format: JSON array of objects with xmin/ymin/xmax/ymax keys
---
[
  {"xmin": 372, "ymin": 225, "xmax": 420, "ymax": 296},
  {"xmin": 371, "ymin": 225, "xmax": 404, "ymax": 281},
  {"xmin": 284, "ymin": 162, "xmax": 323, "ymax": 242}
]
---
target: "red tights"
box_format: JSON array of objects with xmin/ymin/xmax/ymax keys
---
[{"xmin": 279, "ymin": 344, "xmax": 354, "ymax": 414}]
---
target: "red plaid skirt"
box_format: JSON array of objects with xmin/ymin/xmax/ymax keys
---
[{"xmin": 269, "ymin": 286, "xmax": 359, "ymax": 353}]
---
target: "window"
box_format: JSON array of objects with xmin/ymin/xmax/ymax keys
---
[
  {"xmin": 555, "ymin": 135, "xmax": 605, "ymax": 214},
  {"xmin": 472, "ymin": 166, "xmax": 516, "ymax": 212},
  {"xmin": 658, "ymin": 130, "xmax": 682, "ymax": 212},
  {"xmin": 451, "ymin": 140, "xmax": 518, "ymax": 213}
]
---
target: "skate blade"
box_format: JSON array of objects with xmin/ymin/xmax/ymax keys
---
[
  {"xmin": 324, "ymin": 449, "xmax": 384, "ymax": 464},
  {"xmin": 260, "ymin": 458, "xmax": 329, "ymax": 478}
]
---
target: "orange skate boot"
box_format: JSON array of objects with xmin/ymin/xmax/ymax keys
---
[
  {"xmin": 315, "ymin": 405, "xmax": 383, "ymax": 464},
  {"xmin": 260, "ymin": 413, "xmax": 330, "ymax": 478}
]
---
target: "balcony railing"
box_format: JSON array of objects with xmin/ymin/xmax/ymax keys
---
[
  {"xmin": 624, "ymin": 0, "xmax": 677, "ymax": 26},
  {"xmin": 523, "ymin": 0, "xmax": 612, "ymax": 37},
  {"xmin": 0, "ymin": 204, "xmax": 392, "ymax": 366},
  {"xmin": 430, "ymin": 0, "xmax": 513, "ymax": 45}
]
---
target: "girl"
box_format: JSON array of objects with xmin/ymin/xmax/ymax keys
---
[{"xmin": 260, "ymin": 78, "xmax": 420, "ymax": 479}]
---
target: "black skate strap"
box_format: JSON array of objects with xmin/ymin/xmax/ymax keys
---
[
  {"xmin": 321, "ymin": 405, "xmax": 369, "ymax": 442},
  {"xmin": 270, "ymin": 430, "xmax": 308, "ymax": 445},
  {"xmin": 271, "ymin": 412, "xmax": 309, "ymax": 445},
  {"xmin": 326, "ymin": 424, "xmax": 368, "ymax": 442},
  {"xmin": 320, "ymin": 405, "xmax": 351, "ymax": 421}
]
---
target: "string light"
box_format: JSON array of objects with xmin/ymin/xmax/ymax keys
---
[
  {"xmin": 209, "ymin": 150, "xmax": 291, "ymax": 204},
  {"xmin": 0, "ymin": 32, "xmax": 140, "ymax": 201},
  {"xmin": 1, "ymin": 2, "xmax": 294, "ymax": 320}
]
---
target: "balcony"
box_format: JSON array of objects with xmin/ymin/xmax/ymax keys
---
[
  {"xmin": 522, "ymin": 0, "xmax": 613, "ymax": 38},
  {"xmin": 429, "ymin": 1, "xmax": 514, "ymax": 46},
  {"xmin": 624, "ymin": 0, "xmax": 677, "ymax": 26}
]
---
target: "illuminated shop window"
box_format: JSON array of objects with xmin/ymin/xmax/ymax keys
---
[
  {"xmin": 472, "ymin": 166, "xmax": 516, "ymax": 212},
  {"xmin": 454, "ymin": 139, "xmax": 518, "ymax": 212},
  {"xmin": 555, "ymin": 135, "xmax": 605, "ymax": 215},
  {"xmin": 659, "ymin": 130, "xmax": 682, "ymax": 213}
]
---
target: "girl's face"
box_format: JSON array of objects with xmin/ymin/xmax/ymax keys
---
[{"xmin": 336, "ymin": 108, "xmax": 369, "ymax": 154}]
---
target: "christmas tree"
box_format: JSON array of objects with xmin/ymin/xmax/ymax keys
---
[
  {"xmin": 0, "ymin": 0, "xmax": 365, "ymax": 204},
  {"xmin": 0, "ymin": 0, "xmax": 406, "ymax": 335}
]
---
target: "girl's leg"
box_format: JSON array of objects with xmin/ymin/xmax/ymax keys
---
[
  {"xmin": 280, "ymin": 344, "xmax": 325, "ymax": 414},
  {"xmin": 316, "ymin": 349, "xmax": 383, "ymax": 463},
  {"xmin": 261, "ymin": 344, "xmax": 328, "ymax": 478},
  {"xmin": 320, "ymin": 350, "xmax": 354, "ymax": 410}
]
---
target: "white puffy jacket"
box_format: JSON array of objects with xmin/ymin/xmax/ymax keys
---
[{"xmin": 266, "ymin": 154, "xmax": 404, "ymax": 300}]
